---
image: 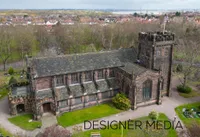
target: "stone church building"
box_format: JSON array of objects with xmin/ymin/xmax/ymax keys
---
[{"xmin": 8, "ymin": 31, "xmax": 175, "ymax": 120}]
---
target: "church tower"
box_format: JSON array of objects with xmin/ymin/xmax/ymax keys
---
[{"xmin": 137, "ymin": 31, "xmax": 175, "ymax": 96}]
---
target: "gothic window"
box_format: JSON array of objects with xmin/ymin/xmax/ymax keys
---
[
  {"xmin": 97, "ymin": 70, "xmax": 104, "ymax": 80},
  {"xmin": 164, "ymin": 47, "xmax": 169, "ymax": 57},
  {"xmin": 71, "ymin": 73, "xmax": 79, "ymax": 84},
  {"xmin": 142, "ymin": 79, "xmax": 152, "ymax": 100},
  {"xmin": 74, "ymin": 97, "xmax": 82, "ymax": 105},
  {"xmin": 161, "ymin": 77, "xmax": 164, "ymax": 90},
  {"xmin": 88, "ymin": 94, "xmax": 97, "ymax": 102},
  {"xmin": 125, "ymin": 85, "xmax": 130, "ymax": 97},
  {"xmin": 156, "ymin": 50, "xmax": 161, "ymax": 57},
  {"xmin": 59, "ymin": 100, "xmax": 67, "ymax": 107},
  {"xmin": 56, "ymin": 75, "xmax": 64, "ymax": 86},
  {"xmin": 109, "ymin": 69, "xmax": 115, "ymax": 77},
  {"xmin": 102, "ymin": 91, "xmax": 110, "ymax": 99},
  {"xmin": 85, "ymin": 71, "xmax": 92, "ymax": 82}
]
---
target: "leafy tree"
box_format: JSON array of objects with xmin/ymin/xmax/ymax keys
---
[
  {"xmin": 133, "ymin": 12, "xmax": 138, "ymax": 17},
  {"xmin": 175, "ymin": 11, "xmax": 181, "ymax": 16},
  {"xmin": 148, "ymin": 111, "xmax": 159, "ymax": 120},
  {"xmin": 9, "ymin": 76, "xmax": 17, "ymax": 86}
]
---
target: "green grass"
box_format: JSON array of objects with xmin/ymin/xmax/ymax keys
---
[
  {"xmin": 0, "ymin": 88, "xmax": 9, "ymax": 100},
  {"xmin": 57, "ymin": 103, "xmax": 122, "ymax": 127},
  {"xmin": 8, "ymin": 114, "xmax": 42, "ymax": 131},
  {"xmin": 0, "ymin": 126, "xmax": 13, "ymax": 137},
  {"xmin": 0, "ymin": 71, "xmax": 9, "ymax": 87},
  {"xmin": 178, "ymin": 90, "xmax": 200, "ymax": 98},
  {"xmin": 72, "ymin": 113, "xmax": 177, "ymax": 137},
  {"xmin": 175, "ymin": 102, "xmax": 200, "ymax": 128}
]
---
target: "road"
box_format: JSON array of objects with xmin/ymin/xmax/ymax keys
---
[{"xmin": 0, "ymin": 61, "xmax": 23, "ymax": 71}]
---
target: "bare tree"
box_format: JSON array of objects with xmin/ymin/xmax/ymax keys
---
[
  {"xmin": 34, "ymin": 26, "xmax": 50, "ymax": 51},
  {"xmin": 15, "ymin": 26, "xmax": 36, "ymax": 59},
  {"xmin": 176, "ymin": 26, "xmax": 200, "ymax": 87},
  {"xmin": 0, "ymin": 27, "xmax": 13, "ymax": 71},
  {"xmin": 37, "ymin": 125, "xmax": 71, "ymax": 137}
]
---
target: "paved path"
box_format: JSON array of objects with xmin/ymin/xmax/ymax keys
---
[
  {"xmin": 0, "ymin": 61, "xmax": 23, "ymax": 71},
  {"xmin": 41, "ymin": 113, "xmax": 58, "ymax": 129},
  {"xmin": 0, "ymin": 97, "xmax": 42, "ymax": 137},
  {"xmin": 66, "ymin": 76, "xmax": 199, "ymax": 137},
  {"xmin": 0, "ymin": 76, "xmax": 199, "ymax": 137}
]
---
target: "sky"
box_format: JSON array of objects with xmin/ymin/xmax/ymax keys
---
[{"xmin": 0, "ymin": 0, "xmax": 199, "ymax": 10}]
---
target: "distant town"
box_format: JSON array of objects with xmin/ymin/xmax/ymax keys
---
[{"xmin": 1, "ymin": 9, "xmax": 200, "ymax": 28}]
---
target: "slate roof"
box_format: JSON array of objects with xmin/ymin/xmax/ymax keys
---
[
  {"xmin": 55, "ymin": 87, "xmax": 69, "ymax": 100},
  {"xmin": 36, "ymin": 89, "xmax": 53, "ymax": 99},
  {"xmin": 119, "ymin": 62, "xmax": 148, "ymax": 76},
  {"xmin": 54, "ymin": 78, "xmax": 119, "ymax": 100},
  {"xmin": 11, "ymin": 86, "xmax": 31, "ymax": 97},
  {"xmin": 30, "ymin": 48, "xmax": 137, "ymax": 78}
]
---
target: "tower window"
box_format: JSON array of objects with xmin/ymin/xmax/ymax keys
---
[
  {"xmin": 164, "ymin": 48, "xmax": 169, "ymax": 56},
  {"xmin": 156, "ymin": 50, "xmax": 160, "ymax": 56}
]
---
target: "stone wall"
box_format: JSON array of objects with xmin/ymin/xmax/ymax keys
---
[
  {"xmin": 35, "ymin": 77, "xmax": 52, "ymax": 90},
  {"xmin": 9, "ymin": 95, "xmax": 35, "ymax": 115},
  {"xmin": 138, "ymin": 32, "xmax": 175, "ymax": 97},
  {"xmin": 135, "ymin": 70, "xmax": 159, "ymax": 104},
  {"xmin": 57, "ymin": 90, "xmax": 117, "ymax": 114},
  {"xmin": 153, "ymin": 45, "xmax": 172, "ymax": 95},
  {"xmin": 35, "ymin": 97, "xmax": 56, "ymax": 119}
]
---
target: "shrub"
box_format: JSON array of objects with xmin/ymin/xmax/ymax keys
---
[
  {"xmin": 9, "ymin": 76, "xmax": 17, "ymax": 86},
  {"xmin": 37, "ymin": 125, "xmax": 71, "ymax": 137},
  {"xmin": 148, "ymin": 111, "xmax": 159, "ymax": 121},
  {"xmin": 112, "ymin": 93, "xmax": 131, "ymax": 110},
  {"xmin": 177, "ymin": 85, "xmax": 192, "ymax": 94},
  {"xmin": 188, "ymin": 123, "xmax": 200, "ymax": 137},
  {"xmin": 8, "ymin": 67, "xmax": 14, "ymax": 75},
  {"xmin": 176, "ymin": 64, "xmax": 183, "ymax": 72}
]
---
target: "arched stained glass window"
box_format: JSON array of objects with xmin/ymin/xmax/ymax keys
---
[
  {"xmin": 125, "ymin": 85, "xmax": 129, "ymax": 97},
  {"xmin": 143, "ymin": 79, "xmax": 152, "ymax": 100}
]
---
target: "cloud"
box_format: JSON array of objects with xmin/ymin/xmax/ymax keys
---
[{"xmin": 0, "ymin": 0, "xmax": 199, "ymax": 9}]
